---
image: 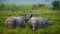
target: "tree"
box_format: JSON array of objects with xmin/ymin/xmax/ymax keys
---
[{"xmin": 52, "ymin": 0, "xmax": 60, "ymax": 9}]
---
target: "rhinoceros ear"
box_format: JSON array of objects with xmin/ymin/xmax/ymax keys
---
[
  {"xmin": 23, "ymin": 13, "xmax": 33, "ymax": 21},
  {"xmin": 28, "ymin": 13, "xmax": 33, "ymax": 17}
]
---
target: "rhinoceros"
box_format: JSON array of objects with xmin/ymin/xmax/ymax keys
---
[
  {"xmin": 28, "ymin": 17, "xmax": 53, "ymax": 31},
  {"xmin": 5, "ymin": 13, "xmax": 32, "ymax": 28}
]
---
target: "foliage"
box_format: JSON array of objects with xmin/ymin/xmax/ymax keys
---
[
  {"xmin": 52, "ymin": 0, "xmax": 60, "ymax": 9},
  {"xmin": 32, "ymin": 4, "xmax": 45, "ymax": 10}
]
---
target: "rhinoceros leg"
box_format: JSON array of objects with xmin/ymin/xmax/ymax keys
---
[
  {"xmin": 29, "ymin": 22, "xmax": 38, "ymax": 31},
  {"xmin": 20, "ymin": 22, "xmax": 25, "ymax": 28}
]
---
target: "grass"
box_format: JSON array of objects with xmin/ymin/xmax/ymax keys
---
[{"xmin": 0, "ymin": 6, "xmax": 60, "ymax": 34}]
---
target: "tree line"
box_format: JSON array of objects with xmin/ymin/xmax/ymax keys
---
[{"xmin": 0, "ymin": 0, "xmax": 60, "ymax": 11}]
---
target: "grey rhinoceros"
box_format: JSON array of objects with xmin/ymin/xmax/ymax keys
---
[
  {"xmin": 5, "ymin": 13, "xmax": 32, "ymax": 28},
  {"xmin": 28, "ymin": 17, "xmax": 53, "ymax": 31}
]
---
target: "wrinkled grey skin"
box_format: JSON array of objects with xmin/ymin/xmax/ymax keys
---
[
  {"xmin": 29, "ymin": 17, "xmax": 53, "ymax": 31},
  {"xmin": 5, "ymin": 13, "xmax": 32, "ymax": 28},
  {"xmin": 13, "ymin": 17, "xmax": 26, "ymax": 28}
]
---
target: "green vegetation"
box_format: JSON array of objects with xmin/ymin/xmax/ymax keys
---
[
  {"xmin": 52, "ymin": 0, "xmax": 60, "ymax": 9},
  {"xmin": 0, "ymin": 3, "xmax": 60, "ymax": 34}
]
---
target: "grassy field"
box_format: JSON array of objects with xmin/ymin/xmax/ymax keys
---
[{"xmin": 0, "ymin": 4, "xmax": 60, "ymax": 34}]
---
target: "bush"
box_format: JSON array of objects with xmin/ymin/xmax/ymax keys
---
[{"xmin": 52, "ymin": 0, "xmax": 60, "ymax": 9}]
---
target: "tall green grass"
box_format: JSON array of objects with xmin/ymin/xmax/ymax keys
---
[{"xmin": 0, "ymin": 4, "xmax": 60, "ymax": 34}]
